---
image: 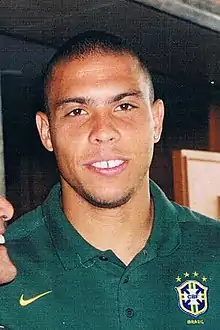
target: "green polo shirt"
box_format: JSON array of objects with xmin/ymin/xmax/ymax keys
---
[{"xmin": 1, "ymin": 180, "xmax": 220, "ymax": 329}]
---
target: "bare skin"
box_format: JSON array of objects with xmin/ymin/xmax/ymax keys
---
[
  {"xmin": 36, "ymin": 52, "xmax": 164, "ymax": 265},
  {"xmin": 0, "ymin": 196, "xmax": 17, "ymax": 284}
]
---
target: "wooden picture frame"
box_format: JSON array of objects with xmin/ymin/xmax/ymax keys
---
[{"xmin": 172, "ymin": 149, "xmax": 220, "ymax": 219}]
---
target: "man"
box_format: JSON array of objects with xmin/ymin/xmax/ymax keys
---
[
  {"xmin": 0, "ymin": 196, "xmax": 16, "ymax": 284},
  {"xmin": 1, "ymin": 31, "xmax": 220, "ymax": 329}
]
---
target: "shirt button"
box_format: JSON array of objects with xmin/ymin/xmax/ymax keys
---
[
  {"xmin": 125, "ymin": 308, "xmax": 134, "ymax": 318},
  {"xmin": 99, "ymin": 256, "xmax": 108, "ymax": 261},
  {"xmin": 123, "ymin": 276, "xmax": 129, "ymax": 283}
]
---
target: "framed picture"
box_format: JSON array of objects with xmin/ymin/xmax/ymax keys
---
[{"xmin": 172, "ymin": 149, "xmax": 220, "ymax": 219}]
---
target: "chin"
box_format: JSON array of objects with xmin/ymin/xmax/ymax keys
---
[
  {"xmin": 84, "ymin": 191, "xmax": 133, "ymax": 209},
  {"xmin": 68, "ymin": 180, "xmax": 134, "ymax": 209}
]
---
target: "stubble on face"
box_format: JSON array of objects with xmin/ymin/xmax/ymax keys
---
[
  {"xmin": 46, "ymin": 52, "xmax": 156, "ymax": 210},
  {"xmin": 63, "ymin": 176, "xmax": 135, "ymax": 209}
]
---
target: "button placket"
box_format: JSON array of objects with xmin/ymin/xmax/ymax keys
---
[
  {"xmin": 99, "ymin": 256, "xmax": 108, "ymax": 261},
  {"xmin": 117, "ymin": 271, "xmax": 136, "ymax": 327},
  {"xmin": 123, "ymin": 276, "xmax": 129, "ymax": 284}
]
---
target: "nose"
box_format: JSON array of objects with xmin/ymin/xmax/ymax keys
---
[{"xmin": 88, "ymin": 114, "xmax": 121, "ymax": 144}]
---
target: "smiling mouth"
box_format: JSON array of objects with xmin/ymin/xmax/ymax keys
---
[
  {"xmin": 91, "ymin": 159, "xmax": 125, "ymax": 169},
  {"xmin": 0, "ymin": 234, "xmax": 5, "ymax": 244},
  {"xmin": 85, "ymin": 159, "xmax": 128, "ymax": 176}
]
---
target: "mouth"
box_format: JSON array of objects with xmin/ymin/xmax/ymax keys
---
[
  {"xmin": 91, "ymin": 159, "xmax": 125, "ymax": 169},
  {"xmin": 0, "ymin": 234, "xmax": 5, "ymax": 244},
  {"xmin": 85, "ymin": 159, "xmax": 128, "ymax": 176}
]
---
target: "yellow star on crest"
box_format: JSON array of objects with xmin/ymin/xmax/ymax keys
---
[
  {"xmin": 193, "ymin": 271, "xmax": 199, "ymax": 277},
  {"xmin": 184, "ymin": 272, "xmax": 190, "ymax": 277},
  {"xmin": 176, "ymin": 276, "xmax": 181, "ymax": 282},
  {"xmin": 202, "ymin": 276, "xmax": 207, "ymax": 282}
]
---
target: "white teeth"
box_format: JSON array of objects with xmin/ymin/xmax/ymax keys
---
[
  {"xmin": 92, "ymin": 159, "xmax": 124, "ymax": 169},
  {"xmin": 0, "ymin": 234, "xmax": 5, "ymax": 244},
  {"xmin": 108, "ymin": 160, "xmax": 124, "ymax": 168}
]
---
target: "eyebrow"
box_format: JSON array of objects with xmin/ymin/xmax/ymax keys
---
[
  {"xmin": 55, "ymin": 90, "xmax": 143, "ymax": 108},
  {"xmin": 55, "ymin": 97, "xmax": 90, "ymax": 107},
  {"xmin": 109, "ymin": 90, "xmax": 143, "ymax": 103}
]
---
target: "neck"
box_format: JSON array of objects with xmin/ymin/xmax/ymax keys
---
[{"xmin": 62, "ymin": 179, "xmax": 153, "ymax": 265}]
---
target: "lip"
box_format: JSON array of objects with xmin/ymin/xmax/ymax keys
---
[
  {"xmin": 0, "ymin": 227, "xmax": 5, "ymax": 236},
  {"xmin": 0, "ymin": 223, "xmax": 6, "ymax": 235},
  {"xmin": 85, "ymin": 156, "xmax": 129, "ymax": 165},
  {"xmin": 84, "ymin": 158, "xmax": 129, "ymax": 177},
  {"xmin": 0, "ymin": 233, "xmax": 5, "ymax": 244},
  {"xmin": 0, "ymin": 222, "xmax": 6, "ymax": 244}
]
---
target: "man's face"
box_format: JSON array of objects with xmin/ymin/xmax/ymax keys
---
[{"xmin": 37, "ymin": 52, "xmax": 164, "ymax": 208}]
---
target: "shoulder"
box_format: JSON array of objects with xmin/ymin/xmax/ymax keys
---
[
  {"xmin": 5, "ymin": 205, "xmax": 45, "ymax": 241},
  {"xmin": 5, "ymin": 183, "xmax": 61, "ymax": 241},
  {"xmin": 150, "ymin": 180, "xmax": 220, "ymax": 252},
  {"xmin": 173, "ymin": 200, "xmax": 220, "ymax": 228},
  {"xmin": 172, "ymin": 201, "xmax": 220, "ymax": 249}
]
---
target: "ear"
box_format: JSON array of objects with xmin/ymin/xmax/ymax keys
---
[
  {"xmin": 36, "ymin": 111, "xmax": 53, "ymax": 152},
  {"xmin": 152, "ymin": 99, "xmax": 164, "ymax": 143}
]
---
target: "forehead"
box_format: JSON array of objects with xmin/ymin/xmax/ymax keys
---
[
  {"xmin": 46, "ymin": 53, "xmax": 149, "ymax": 102},
  {"xmin": 51, "ymin": 52, "xmax": 146, "ymax": 81}
]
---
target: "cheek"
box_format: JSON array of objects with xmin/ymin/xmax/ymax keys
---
[
  {"xmin": 131, "ymin": 111, "xmax": 154, "ymax": 132},
  {"xmin": 51, "ymin": 124, "xmax": 81, "ymax": 152},
  {"xmin": 130, "ymin": 119, "xmax": 154, "ymax": 145},
  {"xmin": 50, "ymin": 126, "xmax": 84, "ymax": 172},
  {"xmin": 130, "ymin": 125, "xmax": 154, "ymax": 162}
]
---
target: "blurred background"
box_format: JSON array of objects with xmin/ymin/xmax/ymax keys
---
[{"xmin": 1, "ymin": 0, "xmax": 220, "ymax": 218}]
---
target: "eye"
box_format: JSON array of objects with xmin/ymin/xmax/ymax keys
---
[
  {"xmin": 115, "ymin": 103, "xmax": 136, "ymax": 112},
  {"xmin": 67, "ymin": 108, "xmax": 87, "ymax": 117}
]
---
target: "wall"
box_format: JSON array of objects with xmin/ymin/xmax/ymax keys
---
[
  {"xmin": 150, "ymin": 74, "xmax": 211, "ymax": 200},
  {"xmin": 0, "ymin": 35, "xmax": 55, "ymax": 76},
  {"xmin": 1, "ymin": 35, "xmax": 56, "ymax": 217}
]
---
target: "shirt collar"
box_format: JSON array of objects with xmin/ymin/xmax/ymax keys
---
[
  {"xmin": 147, "ymin": 179, "xmax": 181, "ymax": 257},
  {"xmin": 41, "ymin": 180, "xmax": 181, "ymax": 269},
  {"xmin": 41, "ymin": 183, "xmax": 101, "ymax": 269}
]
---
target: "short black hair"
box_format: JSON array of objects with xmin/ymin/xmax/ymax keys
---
[{"xmin": 43, "ymin": 30, "xmax": 154, "ymax": 112}]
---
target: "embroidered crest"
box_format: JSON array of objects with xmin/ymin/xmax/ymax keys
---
[{"xmin": 175, "ymin": 273, "xmax": 208, "ymax": 317}]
